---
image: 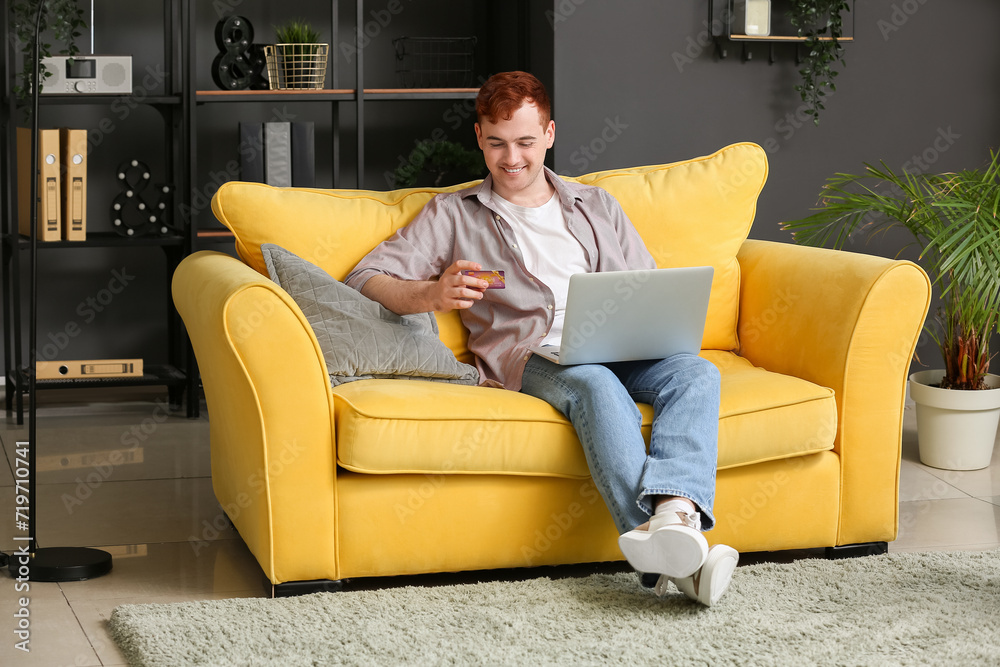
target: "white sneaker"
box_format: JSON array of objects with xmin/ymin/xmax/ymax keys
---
[
  {"xmin": 618, "ymin": 509, "xmax": 708, "ymax": 579},
  {"xmin": 657, "ymin": 544, "xmax": 739, "ymax": 607}
]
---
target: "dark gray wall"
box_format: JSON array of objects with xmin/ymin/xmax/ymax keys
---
[{"xmin": 549, "ymin": 0, "xmax": 1000, "ymax": 370}]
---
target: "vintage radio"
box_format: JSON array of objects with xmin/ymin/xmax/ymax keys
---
[{"xmin": 40, "ymin": 55, "xmax": 132, "ymax": 95}]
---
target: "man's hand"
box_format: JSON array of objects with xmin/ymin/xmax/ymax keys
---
[
  {"xmin": 429, "ymin": 260, "xmax": 491, "ymax": 311},
  {"xmin": 360, "ymin": 260, "xmax": 491, "ymax": 315}
]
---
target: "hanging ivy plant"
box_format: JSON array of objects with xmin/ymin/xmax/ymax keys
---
[
  {"xmin": 787, "ymin": 0, "xmax": 850, "ymax": 125},
  {"xmin": 11, "ymin": 0, "xmax": 87, "ymax": 103}
]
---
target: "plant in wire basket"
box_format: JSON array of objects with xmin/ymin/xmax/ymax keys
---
[
  {"xmin": 782, "ymin": 152, "xmax": 1000, "ymax": 390},
  {"xmin": 270, "ymin": 20, "xmax": 327, "ymax": 89}
]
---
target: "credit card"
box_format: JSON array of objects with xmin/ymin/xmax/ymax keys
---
[{"xmin": 461, "ymin": 270, "xmax": 505, "ymax": 289}]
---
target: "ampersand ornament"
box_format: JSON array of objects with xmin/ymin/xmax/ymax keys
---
[
  {"xmin": 110, "ymin": 159, "xmax": 175, "ymax": 238},
  {"xmin": 212, "ymin": 15, "xmax": 267, "ymax": 90}
]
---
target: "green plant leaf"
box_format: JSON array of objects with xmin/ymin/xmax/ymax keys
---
[
  {"xmin": 11, "ymin": 0, "xmax": 87, "ymax": 112},
  {"xmin": 783, "ymin": 150, "xmax": 1000, "ymax": 387},
  {"xmin": 274, "ymin": 19, "xmax": 322, "ymax": 44},
  {"xmin": 786, "ymin": 0, "xmax": 849, "ymax": 124}
]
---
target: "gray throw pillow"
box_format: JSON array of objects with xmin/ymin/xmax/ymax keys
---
[{"xmin": 261, "ymin": 244, "xmax": 479, "ymax": 387}]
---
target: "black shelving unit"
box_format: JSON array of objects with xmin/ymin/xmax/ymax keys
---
[
  {"xmin": 3, "ymin": 0, "xmax": 494, "ymax": 423},
  {"xmin": 1, "ymin": 0, "xmax": 197, "ymax": 424},
  {"xmin": 187, "ymin": 0, "xmax": 480, "ymax": 203}
]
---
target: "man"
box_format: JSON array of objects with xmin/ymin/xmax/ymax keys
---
[{"xmin": 345, "ymin": 71, "xmax": 738, "ymax": 606}]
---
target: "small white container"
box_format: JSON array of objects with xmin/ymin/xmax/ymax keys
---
[{"xmin": 745, "ymin": 0, "xmax": 771, "ymax": 36}]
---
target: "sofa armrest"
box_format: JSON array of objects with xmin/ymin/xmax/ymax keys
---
[
  {"xmin": 736, "ymin": 239, "xmax": 931, "ymax": 545},
  {"xmin": 172, "ymin": 251, "xmax": 339, "ymax": 584}
]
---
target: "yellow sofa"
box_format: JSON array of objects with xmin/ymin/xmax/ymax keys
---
[{"xmin": 172, "ymin": 143, "xmax": 931, "ymax": 595}]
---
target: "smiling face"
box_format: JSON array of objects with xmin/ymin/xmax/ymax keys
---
[{"xmin": 475, "ymin": 101, "xmax": 556, "ymax": 206}]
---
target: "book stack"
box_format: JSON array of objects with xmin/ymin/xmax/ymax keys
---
[
  {"xmin": 17, "ymin": 127, "xmax": 88, "ymax": 241},
  {"xmin": 239, "ymin": 122, "xmax": 315, "ymax": 188}
]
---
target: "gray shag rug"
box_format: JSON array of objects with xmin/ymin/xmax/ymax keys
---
[{"xmin": 110, "ymin": 549, "xmax": 1000, "ymax": 666}]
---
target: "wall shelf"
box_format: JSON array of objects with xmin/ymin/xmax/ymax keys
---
[
  {"xmin": 195, "ymin": 89, "xmax": 356, "ymax": 103},
  {"xmin": 726, "ymin": 33, "xmax": 854, "ymax": 42},
  {"xmin": 364, "ymin": 88, "xmax": 479, "ymax": 100},
  {"xmin": 8, "ymin": 232, "xmax": 186, "ymax": 250},
  {"xmin": 194, "ymin": 88, "xmax": 478, "ymax": 103},
  {"xmin": 18, "ymin": 364, "xmax": 187, "ymax": 390},
  {"xmin": 34, "ymin": 94, "xmax": 183, "ymax": 106},
  {"xmin": 711, "ymin": 0, "xmax": 856, "ymax": 60}
]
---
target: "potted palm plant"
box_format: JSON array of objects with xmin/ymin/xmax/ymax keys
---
[{"xmin": 782, "ymin": 153, "xmax": 1000, "ymax": 470}]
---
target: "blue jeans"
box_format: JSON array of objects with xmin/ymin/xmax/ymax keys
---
[{"xmin": 520, "ymin": 353, "xmax": 720, "ymax": 535}]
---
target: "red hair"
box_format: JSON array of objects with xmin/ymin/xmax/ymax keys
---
[{"xmin": 476, "ymin": 71, "xmax": 551, "ymax": 126}]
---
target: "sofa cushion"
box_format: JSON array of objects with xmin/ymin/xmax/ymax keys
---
[
  {"xmin": 212, "ymin": 180, "xmax": 478, "ymax": 365},
  {"xmin": 212, "ymin": 182, "xmax": 466, "ymax": 281},
  {"xmin": 333, "ymin": 351, "xmax": 835, "ymax": 478},
  {"xmin": 211, "ymin": 142, "xmax": 766, "ymax": 358},
  {"xmin": 262, "ymin": 244, "xmax": 479, "ymax": 387},
  {"xmin": 574, "ymin": 143, "xmax": 767, "ymax": 350}
]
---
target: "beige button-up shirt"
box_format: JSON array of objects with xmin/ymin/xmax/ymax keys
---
[{"xmin": 345, "ymin": 167, "xmax": 655, "ymax": 391}]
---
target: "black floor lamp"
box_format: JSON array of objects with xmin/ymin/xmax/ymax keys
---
[{"xmin": 6, "ymin": 0, "xmax": 112, "ymax": 583}]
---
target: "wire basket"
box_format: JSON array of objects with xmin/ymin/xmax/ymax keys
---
[
  {"xmin": 393, "ymin": 37, "xmax": 477, "ymax": 88},
  {"xmin": 264, "ymin": 43, "xmax": 329, "ymax": 90}
]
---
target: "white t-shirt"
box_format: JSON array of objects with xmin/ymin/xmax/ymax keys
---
[{"xmin": 492, "ymin": 192, "xmax": 590, "ymax": 346}]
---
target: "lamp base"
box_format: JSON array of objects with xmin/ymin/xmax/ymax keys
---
[{"xmin": 7, "ymin": 547, "xmax": 113, "ymax": 582}]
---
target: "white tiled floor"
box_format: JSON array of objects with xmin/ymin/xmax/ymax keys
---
[
  {"xmin": 1, "ymin": 388, "xmax": 998, "ymax": 666},
  {"xmin": 896, "ymin": 414, "xmax": 1000, "ymax": 551}
]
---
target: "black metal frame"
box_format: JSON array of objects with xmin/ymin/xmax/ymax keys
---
[
  {"xmin": 1, "ymin": 0, "xmax": 198, "ymax": 423},
  {"xmin": 187, "ymin": 0, "xmax": 477, "ymax": 199},
  {"xmin": 1, "ymin": 0, "xmax": 482, "ymax": 425},
  {"xmin": 825, "ymin": 541, "xmax": 889, "ymax": 559}
]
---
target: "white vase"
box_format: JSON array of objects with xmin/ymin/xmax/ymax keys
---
[{"xmin": 909, "ymin": 370, "xmax": 1000, "ymax": 470}]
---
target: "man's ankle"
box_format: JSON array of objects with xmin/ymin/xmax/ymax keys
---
[{"xmin": 654, "ymin": 496, "xmax": 696, "ymax": 516}]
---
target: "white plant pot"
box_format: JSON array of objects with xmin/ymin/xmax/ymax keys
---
[{"xmin": 909, "ymin": 370, "xmax": 1000, "ymax": 470}]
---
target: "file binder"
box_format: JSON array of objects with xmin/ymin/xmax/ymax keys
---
[
  {"xmin": 239, "ymin": 122, "xmax": 265, "ymax": 182},
  {"xmin": 17, "ymin": 127, "xmax": 62, "ymax": 241},
  {"xmin": 36, "ymin": 358, "xmax": 144, "ymax": 380},
  {"xmin": 264, "ymin": 121, "xmax": 292, "ymax": 187},
  {"xmin": 240, "ymin": 122, "xmax": 316, "ymax": 187},
  {"xmin": 291, "ymin": 122, "xmax": 316, "ymax": 187},
  {"xmin": 60, "ymin": 128, "xmax": 88, "ymax": 241}
]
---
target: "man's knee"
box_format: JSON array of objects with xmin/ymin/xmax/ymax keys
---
[
  {"xmin": 698, "ymin": 357, "xmax": 721, "ymax": 386},
  {"xmin": 676, "ymin": 355, "xmax": 721, "ymax": 390},
  {"xmin": 565, "ymin": 364, "xmax": 625, "ymax": 392},
  {"xmin": 523, "ymin": 362, "xmax": 624, "ymax": 408}
]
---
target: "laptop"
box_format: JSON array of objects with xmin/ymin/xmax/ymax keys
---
[{"xmin": 529, "ymin": 266, "xmax": 714, "ymax": 365}]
